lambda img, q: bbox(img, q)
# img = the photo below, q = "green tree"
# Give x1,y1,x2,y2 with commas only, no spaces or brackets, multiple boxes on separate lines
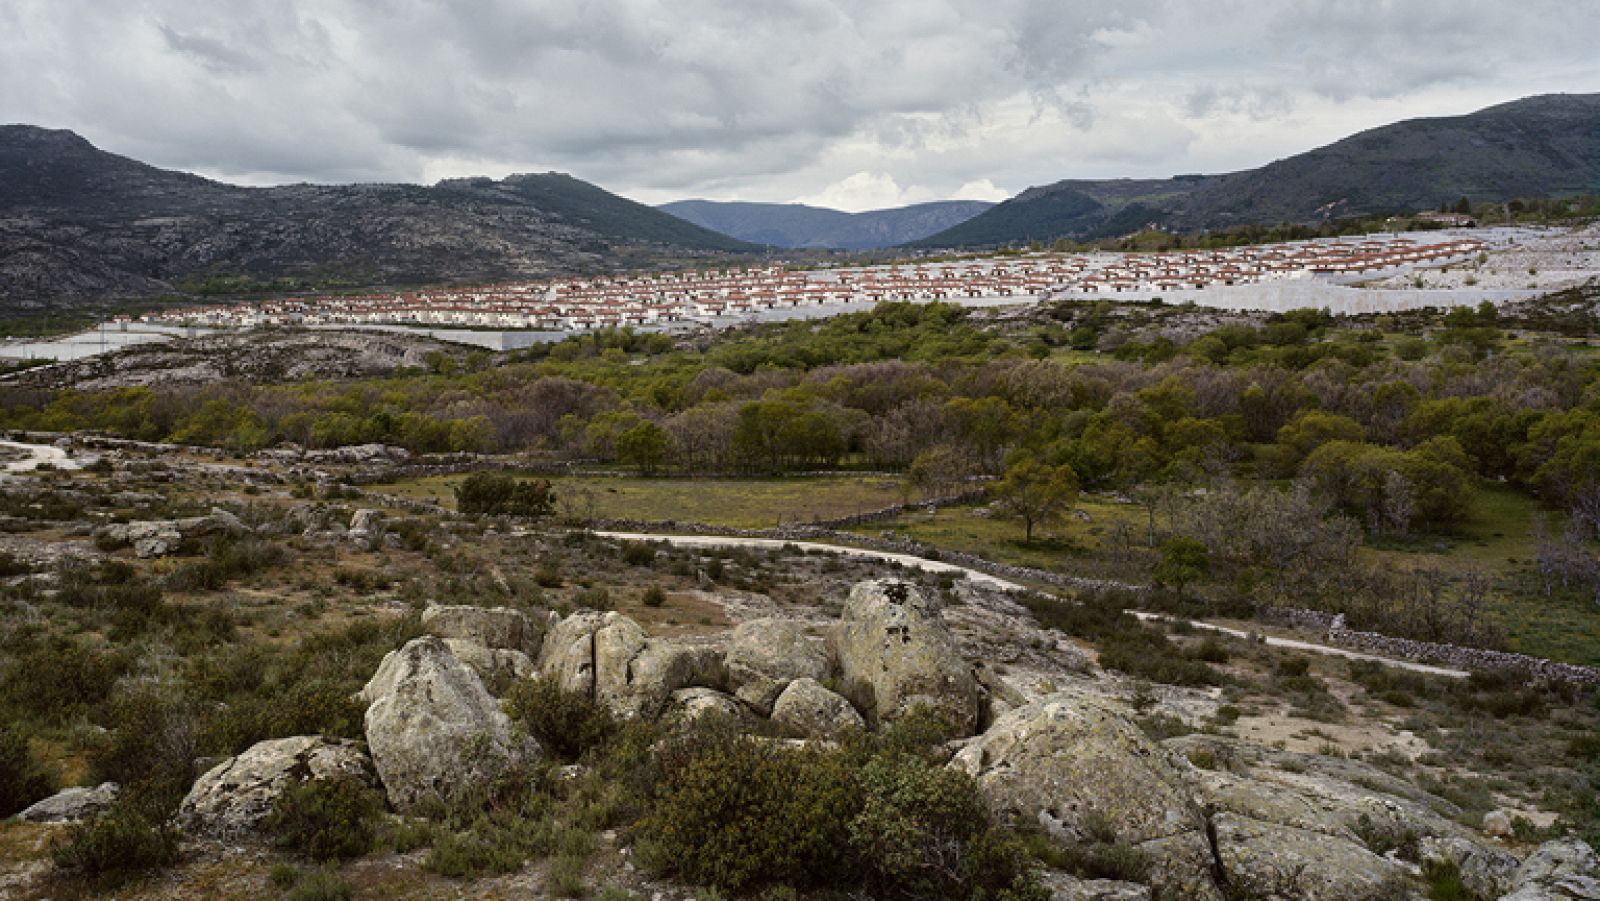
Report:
616,421,669,476
1154,536,1210,600
991,453,1078,543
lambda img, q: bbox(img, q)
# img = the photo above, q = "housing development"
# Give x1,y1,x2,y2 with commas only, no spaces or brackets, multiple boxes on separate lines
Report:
137,233,1487,332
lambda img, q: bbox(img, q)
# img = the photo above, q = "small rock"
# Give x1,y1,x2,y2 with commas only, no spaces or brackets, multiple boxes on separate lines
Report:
770,677,864,740
1483,808,1514,838
724,617,831,716
14,782,120,824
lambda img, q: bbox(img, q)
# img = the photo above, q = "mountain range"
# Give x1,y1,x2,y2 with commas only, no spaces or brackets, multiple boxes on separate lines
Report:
913,93,1600,247
2,92,1597,311
657,199,993,250
0,126,753,311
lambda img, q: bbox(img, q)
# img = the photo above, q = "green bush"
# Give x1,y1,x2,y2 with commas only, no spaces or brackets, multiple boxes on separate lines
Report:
51,803,181,886
264,775,384,861
165,537,285,592
0,724,55,817
283,865,354,901
637,728,857,890
637,721,1045,898
504,676,617,762
641,585,667,608
621,541,658,567
455,472,554,518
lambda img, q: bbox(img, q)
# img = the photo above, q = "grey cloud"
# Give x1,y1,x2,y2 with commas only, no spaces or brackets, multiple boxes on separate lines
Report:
0,0,1596,208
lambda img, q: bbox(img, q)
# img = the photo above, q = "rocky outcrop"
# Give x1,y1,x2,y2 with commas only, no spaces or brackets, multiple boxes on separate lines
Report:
442,639,537,690
1420,836,1520,900
348,508,385,548
952,694,1208,868
1503,836,1600,900
952,692,1218,899
361,636,538,813
1212,812,1406,900
177,736,372,839
422,604,546,658
1038,872,1151,900
13,782,119,824
836,580,980,734
666,688,753,729
94,507,248,558
770,677,864,740
724,617,831,715
538,610,720,719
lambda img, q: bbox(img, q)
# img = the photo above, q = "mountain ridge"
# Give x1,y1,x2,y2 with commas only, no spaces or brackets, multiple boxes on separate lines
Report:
914,92,1600,248
0,125,755,311
658,198,994,250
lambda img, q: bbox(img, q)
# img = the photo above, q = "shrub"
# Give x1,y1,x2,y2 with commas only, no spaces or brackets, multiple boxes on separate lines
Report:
621,541,658,567
636,728,857,890
51,802,181,886
264,775,384,861
0,724,55,817
89,684,197,807
455,472,554,518
849,754,1041,899
637,720,1045,898
283,865,354,901
166,537,286,592
504,676,617,762
641,585,666,608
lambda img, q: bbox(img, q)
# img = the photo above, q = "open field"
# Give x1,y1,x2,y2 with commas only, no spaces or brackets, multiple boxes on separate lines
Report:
377,473,908,529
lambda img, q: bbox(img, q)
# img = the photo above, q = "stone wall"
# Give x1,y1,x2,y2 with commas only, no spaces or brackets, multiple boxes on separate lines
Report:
1264,607,1600,686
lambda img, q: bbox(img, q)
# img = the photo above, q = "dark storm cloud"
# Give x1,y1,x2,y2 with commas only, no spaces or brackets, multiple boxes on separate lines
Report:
1,0,1596,209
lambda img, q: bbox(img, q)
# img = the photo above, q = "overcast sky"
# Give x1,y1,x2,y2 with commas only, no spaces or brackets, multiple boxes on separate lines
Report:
3,1,1597,211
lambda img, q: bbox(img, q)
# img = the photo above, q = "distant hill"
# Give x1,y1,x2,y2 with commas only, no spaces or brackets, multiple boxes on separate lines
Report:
0,126,755,311
660,198,993,250
915,93,1600,248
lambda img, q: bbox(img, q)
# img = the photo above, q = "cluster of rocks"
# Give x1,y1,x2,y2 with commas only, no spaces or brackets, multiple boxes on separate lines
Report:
13,576,1599,899
91,507,247,558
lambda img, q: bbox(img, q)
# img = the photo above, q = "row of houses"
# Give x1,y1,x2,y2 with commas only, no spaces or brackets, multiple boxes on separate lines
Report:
134,234,1485,331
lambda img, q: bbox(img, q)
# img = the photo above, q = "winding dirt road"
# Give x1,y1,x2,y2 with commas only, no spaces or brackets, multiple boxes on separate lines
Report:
596,530,1470,679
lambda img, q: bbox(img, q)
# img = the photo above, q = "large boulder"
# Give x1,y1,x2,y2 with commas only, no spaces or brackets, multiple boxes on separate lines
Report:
951,693,1215,899
538,610,720,719
96,507,249,558
723,617,831,716
538,611,611,696
442,639,537,691
1503,836,1600,900
1038,872,1151,900
422,604,546,658
362,637,539,813
1166,733,1477,849
836,580,980,734
177,736,372,839
1419,836,1520,900
14,782,119,824
1211,812,1407,900
607,638,724,720
347,508,385,548
666,688,754,730
770,677,865,740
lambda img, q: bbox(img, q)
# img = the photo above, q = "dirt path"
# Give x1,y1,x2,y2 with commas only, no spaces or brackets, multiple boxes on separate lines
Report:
597,530,1470,679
